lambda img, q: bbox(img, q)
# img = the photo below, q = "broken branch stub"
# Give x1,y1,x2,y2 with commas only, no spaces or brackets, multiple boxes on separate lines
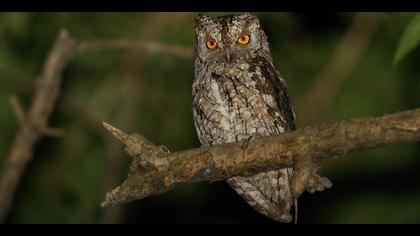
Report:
101,122,172,207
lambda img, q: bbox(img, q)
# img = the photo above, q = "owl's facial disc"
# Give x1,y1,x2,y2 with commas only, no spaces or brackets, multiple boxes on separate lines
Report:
195,13,268,64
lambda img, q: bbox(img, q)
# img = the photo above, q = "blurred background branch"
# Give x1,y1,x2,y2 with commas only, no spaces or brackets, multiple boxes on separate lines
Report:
77,40,193,59
297,12,383,126
9,96,26,126
0,22,195,223
0,29,76,222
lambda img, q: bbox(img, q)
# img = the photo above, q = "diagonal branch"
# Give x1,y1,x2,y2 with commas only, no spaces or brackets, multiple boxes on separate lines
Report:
0,29,194,223
101,108,420,207
9,96,26,126
0,29,77,222
297,13,383,126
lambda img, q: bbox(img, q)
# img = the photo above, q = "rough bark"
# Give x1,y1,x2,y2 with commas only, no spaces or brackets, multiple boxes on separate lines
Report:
101,108,420,207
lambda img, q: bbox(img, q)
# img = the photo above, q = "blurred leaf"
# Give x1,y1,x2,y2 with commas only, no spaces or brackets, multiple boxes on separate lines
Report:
394,13,420,65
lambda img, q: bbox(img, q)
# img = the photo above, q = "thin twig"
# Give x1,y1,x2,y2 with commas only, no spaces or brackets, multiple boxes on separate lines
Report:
9,96,26,126
77,40,194,58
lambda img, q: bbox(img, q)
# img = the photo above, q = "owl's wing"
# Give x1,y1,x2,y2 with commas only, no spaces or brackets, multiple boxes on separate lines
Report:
225,57,296,222
227,169,293,223
258,57,296,131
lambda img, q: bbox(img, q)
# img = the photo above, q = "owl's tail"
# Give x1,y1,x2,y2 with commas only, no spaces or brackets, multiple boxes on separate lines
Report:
294,198,298,224
226,168,294,223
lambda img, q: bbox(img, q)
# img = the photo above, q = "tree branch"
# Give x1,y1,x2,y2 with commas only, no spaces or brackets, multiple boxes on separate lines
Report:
101,108,420,208
77,40,193,58
0,29,193,223
297,13,383,126
9,96,26,126
0,29,77,222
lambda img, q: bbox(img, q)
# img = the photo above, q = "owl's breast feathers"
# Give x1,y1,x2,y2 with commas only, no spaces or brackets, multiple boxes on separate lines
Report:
193,56,295,146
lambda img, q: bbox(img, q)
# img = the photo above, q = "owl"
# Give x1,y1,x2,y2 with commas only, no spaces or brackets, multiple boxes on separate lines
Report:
192,13,296,223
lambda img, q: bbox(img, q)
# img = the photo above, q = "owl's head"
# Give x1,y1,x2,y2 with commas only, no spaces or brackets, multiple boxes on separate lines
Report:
194,13,271,64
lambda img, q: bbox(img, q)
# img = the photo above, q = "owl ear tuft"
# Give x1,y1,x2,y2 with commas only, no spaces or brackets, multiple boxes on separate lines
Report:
241,12,258,19
246,12,257,16
245,12,261,26
195,13,210,26
239,12,260,25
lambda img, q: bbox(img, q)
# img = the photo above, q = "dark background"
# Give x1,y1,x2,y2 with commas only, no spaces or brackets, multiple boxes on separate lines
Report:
0,12,419,224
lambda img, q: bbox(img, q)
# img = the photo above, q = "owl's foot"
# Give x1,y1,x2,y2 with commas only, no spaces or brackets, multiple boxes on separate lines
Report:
306,172,332,193
291,157,332,198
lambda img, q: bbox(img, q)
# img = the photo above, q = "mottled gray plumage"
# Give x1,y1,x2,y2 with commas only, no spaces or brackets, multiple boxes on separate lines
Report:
192,13,296,222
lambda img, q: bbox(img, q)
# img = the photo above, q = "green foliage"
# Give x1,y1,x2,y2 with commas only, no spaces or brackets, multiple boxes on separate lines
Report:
394,13,420,64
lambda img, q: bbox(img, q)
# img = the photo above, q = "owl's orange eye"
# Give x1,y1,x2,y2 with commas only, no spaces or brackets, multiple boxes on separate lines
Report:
237,35,250,45
206,40,217,49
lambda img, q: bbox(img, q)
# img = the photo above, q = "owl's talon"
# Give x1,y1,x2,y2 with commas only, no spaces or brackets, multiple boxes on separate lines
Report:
306,173,332,193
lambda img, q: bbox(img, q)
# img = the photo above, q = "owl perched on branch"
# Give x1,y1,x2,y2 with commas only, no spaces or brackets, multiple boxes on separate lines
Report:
192,13,297,222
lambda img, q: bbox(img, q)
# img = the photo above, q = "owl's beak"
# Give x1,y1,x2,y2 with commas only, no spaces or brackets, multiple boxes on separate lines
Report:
225,50,232,64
